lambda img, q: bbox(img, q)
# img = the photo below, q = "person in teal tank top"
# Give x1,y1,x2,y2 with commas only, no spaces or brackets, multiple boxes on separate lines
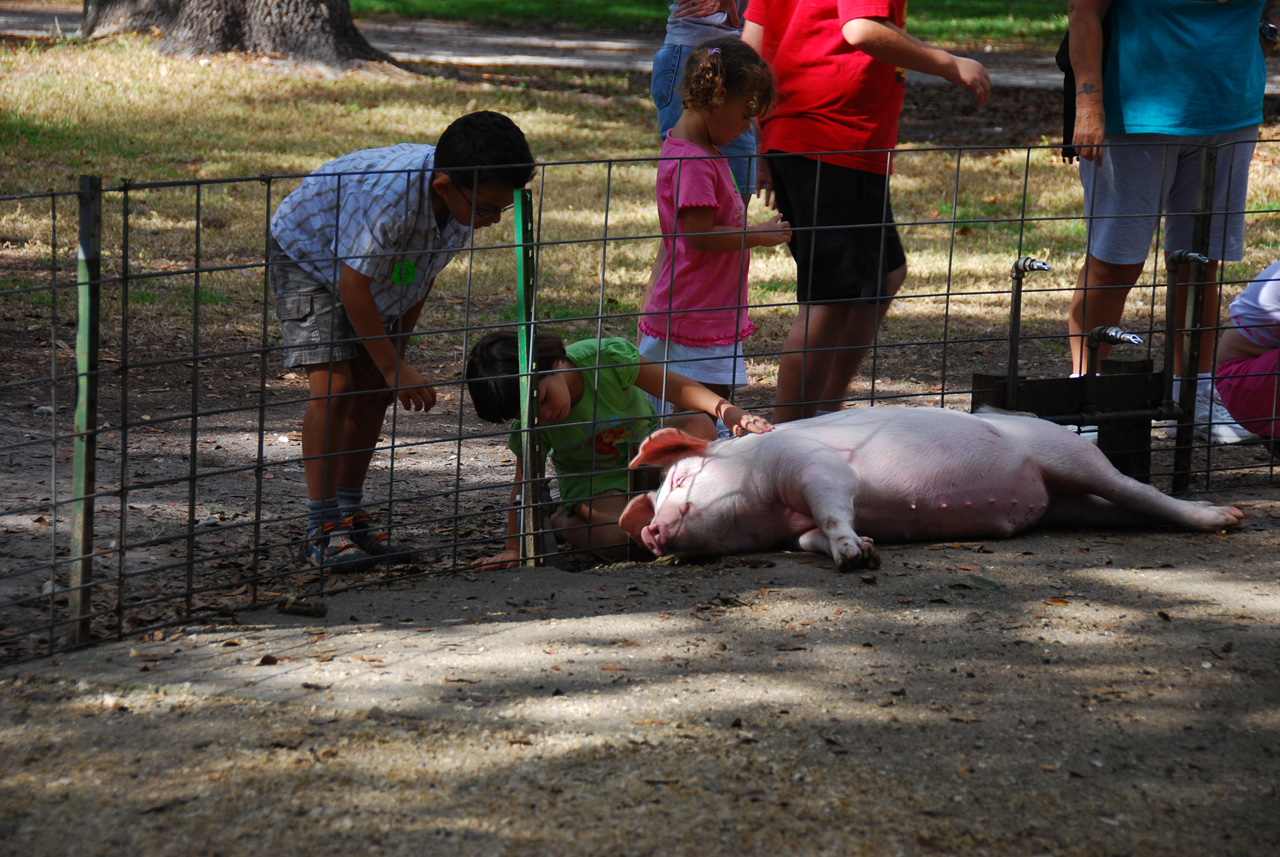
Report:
1066,0,1276,445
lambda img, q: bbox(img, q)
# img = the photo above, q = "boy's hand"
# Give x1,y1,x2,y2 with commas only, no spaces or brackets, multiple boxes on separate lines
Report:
385,363,437,412
474,549,520,570
948,56,990,106
723,406,773,436
750,215,792,247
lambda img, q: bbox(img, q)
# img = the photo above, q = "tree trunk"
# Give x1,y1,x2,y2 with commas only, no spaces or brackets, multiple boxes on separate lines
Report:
81,0,392,67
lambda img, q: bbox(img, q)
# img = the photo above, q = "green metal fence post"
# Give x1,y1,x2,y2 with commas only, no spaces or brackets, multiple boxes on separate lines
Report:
514,188,548,566
70,175,102,646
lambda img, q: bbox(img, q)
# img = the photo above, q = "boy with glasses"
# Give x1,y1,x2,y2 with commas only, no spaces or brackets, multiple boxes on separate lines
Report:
269,111,535,570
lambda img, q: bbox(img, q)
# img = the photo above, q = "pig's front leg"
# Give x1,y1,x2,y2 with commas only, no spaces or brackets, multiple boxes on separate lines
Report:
795,528,880,571
784,447,874,571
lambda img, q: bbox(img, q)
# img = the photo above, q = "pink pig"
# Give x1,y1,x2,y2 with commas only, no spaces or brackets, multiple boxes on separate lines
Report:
618,408,1244,570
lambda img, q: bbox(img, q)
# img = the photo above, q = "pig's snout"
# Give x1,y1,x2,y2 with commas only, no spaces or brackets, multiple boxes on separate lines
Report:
638,521,670,556
638,501,694,556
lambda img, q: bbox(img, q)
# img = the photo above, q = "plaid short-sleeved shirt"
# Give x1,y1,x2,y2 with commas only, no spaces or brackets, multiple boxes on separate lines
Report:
270,144,471,324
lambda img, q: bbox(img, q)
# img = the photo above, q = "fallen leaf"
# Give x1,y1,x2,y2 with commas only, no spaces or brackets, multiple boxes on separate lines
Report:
968,571,1002,590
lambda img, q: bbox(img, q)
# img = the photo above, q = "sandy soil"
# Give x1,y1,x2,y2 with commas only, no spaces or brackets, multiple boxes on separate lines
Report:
4,492,1280,856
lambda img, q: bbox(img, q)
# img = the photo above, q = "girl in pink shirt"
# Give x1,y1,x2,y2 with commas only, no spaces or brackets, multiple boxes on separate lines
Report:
638,38,791,416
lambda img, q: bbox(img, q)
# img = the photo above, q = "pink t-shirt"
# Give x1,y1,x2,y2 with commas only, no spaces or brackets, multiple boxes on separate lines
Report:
639,136,756,346
745,0,906,175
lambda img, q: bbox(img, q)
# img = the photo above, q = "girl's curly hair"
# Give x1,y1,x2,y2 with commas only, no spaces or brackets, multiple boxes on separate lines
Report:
681,37,775,118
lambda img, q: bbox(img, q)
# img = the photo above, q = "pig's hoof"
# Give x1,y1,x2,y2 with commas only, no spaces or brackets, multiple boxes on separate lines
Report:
834,538,879,572
1176,501,1246,531
1198,503,1245,530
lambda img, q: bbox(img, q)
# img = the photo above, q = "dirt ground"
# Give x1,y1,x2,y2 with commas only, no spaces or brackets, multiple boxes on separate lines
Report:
3,506,1280,856
3,13,1280,856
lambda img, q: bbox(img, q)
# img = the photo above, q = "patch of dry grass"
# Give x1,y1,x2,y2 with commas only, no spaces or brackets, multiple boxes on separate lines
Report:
2,33,1279,390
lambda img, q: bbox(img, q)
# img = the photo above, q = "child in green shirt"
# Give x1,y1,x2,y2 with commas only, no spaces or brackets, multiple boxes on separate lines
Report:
466,331,772,566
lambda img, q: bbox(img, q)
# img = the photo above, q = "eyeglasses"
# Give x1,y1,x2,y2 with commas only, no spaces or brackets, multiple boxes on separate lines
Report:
457,186,515,221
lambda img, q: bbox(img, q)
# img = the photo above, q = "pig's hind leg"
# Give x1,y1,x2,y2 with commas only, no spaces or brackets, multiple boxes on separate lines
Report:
1024,432,1243,532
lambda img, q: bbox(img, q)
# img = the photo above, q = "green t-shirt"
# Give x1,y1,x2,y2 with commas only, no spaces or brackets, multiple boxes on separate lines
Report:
509,338,660,504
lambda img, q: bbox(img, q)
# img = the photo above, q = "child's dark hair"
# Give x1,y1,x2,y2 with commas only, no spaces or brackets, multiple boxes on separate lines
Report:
435,111,537,192
465,329,568,423
681,37,774,118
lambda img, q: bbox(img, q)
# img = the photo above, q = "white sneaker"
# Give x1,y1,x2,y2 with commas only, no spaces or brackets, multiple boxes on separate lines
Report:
1193,386,1253,445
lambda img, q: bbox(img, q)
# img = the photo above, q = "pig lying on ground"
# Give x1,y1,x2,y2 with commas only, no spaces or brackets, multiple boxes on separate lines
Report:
618,407,1244,570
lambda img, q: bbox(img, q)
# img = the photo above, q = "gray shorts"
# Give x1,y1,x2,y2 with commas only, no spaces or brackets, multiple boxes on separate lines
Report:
269,236,362,369
1079,127,1257,265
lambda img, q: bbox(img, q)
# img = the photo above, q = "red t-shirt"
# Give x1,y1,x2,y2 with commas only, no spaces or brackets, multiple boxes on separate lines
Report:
745,0,906,174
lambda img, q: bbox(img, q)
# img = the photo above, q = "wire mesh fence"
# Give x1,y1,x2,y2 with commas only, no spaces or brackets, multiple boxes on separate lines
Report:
2,139,1277,663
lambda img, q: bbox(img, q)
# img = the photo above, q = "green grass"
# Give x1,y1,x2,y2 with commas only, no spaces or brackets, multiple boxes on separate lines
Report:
906,0,1067,48
0,275,53,305
348,0,1068,48
352,0,666,33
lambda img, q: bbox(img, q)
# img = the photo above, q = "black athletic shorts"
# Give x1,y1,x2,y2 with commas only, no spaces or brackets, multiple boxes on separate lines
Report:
766,152,907,304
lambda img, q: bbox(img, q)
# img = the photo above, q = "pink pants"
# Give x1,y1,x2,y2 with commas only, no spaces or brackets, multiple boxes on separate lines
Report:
1217,350,1280,439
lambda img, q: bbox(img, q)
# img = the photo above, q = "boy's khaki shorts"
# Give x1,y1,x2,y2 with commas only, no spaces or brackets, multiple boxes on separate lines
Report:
269,236,362,369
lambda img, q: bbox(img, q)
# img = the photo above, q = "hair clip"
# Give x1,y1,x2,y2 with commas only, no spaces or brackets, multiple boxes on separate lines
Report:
707,47,721,57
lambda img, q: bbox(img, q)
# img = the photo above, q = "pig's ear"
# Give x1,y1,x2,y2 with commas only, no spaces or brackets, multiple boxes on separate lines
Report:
630,428,709,469
618,492,656,541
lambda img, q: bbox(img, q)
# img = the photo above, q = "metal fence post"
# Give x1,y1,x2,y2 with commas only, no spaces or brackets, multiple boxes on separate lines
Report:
69,175,102,646
1170,146,1217,493
514,188,547,565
